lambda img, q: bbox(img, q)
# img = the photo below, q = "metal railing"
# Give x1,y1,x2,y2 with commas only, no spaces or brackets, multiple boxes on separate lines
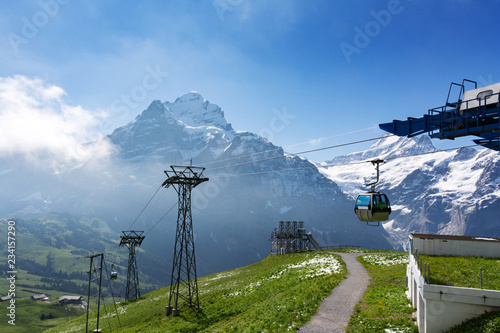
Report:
428,91,500,139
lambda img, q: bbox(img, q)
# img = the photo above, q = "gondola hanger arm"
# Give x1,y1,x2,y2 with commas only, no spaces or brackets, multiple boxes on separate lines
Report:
364,159,385,192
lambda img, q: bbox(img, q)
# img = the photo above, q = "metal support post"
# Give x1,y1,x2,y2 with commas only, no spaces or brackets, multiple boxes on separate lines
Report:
85,253,103,333
162,165,208,316
119,230,145,301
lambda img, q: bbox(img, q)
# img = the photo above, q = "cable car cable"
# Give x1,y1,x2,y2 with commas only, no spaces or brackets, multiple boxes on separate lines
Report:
98,291,112,333
201,125,379,166
110,188,166,270
207,143,485,178
144,201,178,236
126,183,163,231
102,258,122,329
142,189,168,221
382,143,486,162
205,135,395,172
111,246,121,274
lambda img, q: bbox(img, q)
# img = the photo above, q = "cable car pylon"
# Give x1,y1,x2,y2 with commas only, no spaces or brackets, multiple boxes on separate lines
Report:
119,230,145,301
162,165,208,317
85,253,104,333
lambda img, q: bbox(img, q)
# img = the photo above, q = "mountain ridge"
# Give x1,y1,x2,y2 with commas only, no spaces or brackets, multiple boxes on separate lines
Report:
105,92,394,271
319,135,500,249
0,91,394,279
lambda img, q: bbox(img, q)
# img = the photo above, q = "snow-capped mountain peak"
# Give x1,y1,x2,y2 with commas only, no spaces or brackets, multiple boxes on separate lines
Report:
368,134,435,156
141,99,170,120
325,135,436,166
166,92,232,131
174,91,203,103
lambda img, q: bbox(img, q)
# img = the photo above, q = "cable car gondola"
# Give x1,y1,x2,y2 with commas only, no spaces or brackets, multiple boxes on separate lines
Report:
110,264,118,280
354,159,391,225
355,192,391,222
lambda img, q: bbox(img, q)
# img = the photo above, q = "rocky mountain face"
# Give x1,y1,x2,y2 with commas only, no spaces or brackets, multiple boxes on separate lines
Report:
104,92,393,274
319,135,500,250
2,92,393,277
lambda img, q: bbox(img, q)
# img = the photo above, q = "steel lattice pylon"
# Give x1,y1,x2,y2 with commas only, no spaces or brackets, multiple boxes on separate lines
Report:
119,230,145,301
270,221,309,255
85,253,103,333
162,165,208,316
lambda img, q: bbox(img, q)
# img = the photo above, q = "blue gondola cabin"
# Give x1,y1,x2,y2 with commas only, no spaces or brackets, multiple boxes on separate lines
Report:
355,192,391,222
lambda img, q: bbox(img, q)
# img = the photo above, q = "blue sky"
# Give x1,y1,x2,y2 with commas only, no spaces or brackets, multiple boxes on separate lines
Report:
1,0,500,162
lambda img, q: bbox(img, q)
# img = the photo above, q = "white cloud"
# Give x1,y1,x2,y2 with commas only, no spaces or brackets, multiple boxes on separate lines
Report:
0,75,115,165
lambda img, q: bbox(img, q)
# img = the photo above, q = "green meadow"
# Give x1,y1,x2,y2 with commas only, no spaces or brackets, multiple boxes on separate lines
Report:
7,249,500,332
347,252,418,333
47,251,346,332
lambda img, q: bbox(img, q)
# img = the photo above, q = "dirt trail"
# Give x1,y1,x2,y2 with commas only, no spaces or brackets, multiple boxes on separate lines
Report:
298,252,370,333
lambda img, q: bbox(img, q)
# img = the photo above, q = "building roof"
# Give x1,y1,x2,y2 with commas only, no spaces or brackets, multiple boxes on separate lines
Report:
410,233,500,242
58,295,82,302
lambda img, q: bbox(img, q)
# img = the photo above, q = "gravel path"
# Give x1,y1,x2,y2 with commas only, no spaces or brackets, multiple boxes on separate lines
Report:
298,252,370,333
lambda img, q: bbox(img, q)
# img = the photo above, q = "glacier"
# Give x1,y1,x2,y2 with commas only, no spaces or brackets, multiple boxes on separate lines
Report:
319,135,500,249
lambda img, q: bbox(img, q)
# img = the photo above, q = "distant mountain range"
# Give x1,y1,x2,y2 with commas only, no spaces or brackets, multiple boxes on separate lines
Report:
318,135,500,250
1,92,393,279
5,90,499,277
104,92,394,273
4,89,500,276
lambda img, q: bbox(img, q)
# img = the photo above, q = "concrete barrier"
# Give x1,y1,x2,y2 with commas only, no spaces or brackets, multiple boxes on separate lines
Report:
407,233,500,332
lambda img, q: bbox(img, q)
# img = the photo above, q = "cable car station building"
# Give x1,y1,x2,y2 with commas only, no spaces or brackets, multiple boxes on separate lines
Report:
407,233,500,333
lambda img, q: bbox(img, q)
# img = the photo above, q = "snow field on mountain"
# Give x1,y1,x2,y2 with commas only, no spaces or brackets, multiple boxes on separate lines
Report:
317,134,500,249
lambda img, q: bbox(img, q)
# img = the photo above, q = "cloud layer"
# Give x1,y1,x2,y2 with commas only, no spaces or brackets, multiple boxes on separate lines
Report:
0,75,115,165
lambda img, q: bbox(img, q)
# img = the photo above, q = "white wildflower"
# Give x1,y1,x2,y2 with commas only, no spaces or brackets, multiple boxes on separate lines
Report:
362,253,409,266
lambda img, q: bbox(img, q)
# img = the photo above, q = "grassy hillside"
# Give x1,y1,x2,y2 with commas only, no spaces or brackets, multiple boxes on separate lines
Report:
0,214,169,332
47,251,346,332
35,249,500,332
0,298,86,332
0,214,168,296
